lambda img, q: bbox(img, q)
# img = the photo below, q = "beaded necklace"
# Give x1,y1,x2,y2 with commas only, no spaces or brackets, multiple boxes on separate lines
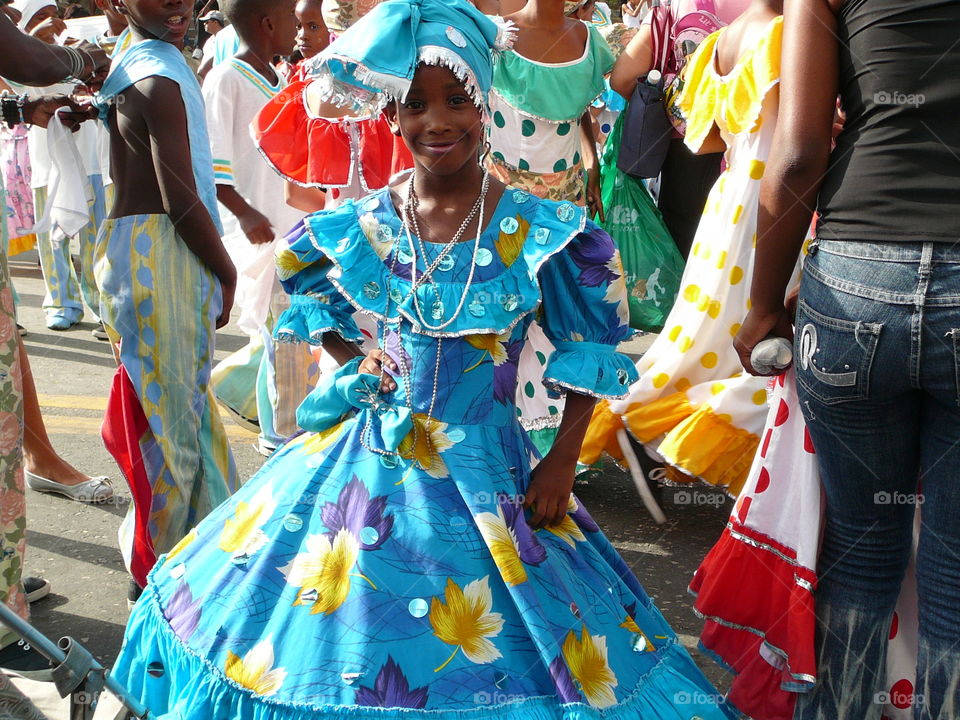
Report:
359,171,490,464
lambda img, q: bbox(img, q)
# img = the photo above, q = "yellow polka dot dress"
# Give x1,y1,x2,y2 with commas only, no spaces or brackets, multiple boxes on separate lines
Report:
581,17,787,496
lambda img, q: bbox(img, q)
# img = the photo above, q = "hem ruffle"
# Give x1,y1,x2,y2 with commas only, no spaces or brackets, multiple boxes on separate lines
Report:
689,519,818,720
647,401,760,497
115,588,737,720
579,394,759,495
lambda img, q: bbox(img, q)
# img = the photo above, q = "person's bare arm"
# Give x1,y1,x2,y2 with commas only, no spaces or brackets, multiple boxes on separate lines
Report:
323,334,366,367
580,111,604,222
216,185,275,244
126,77,237,324
198,53,215,83
0,12,108,86
525,391,595,528
610,23,652,99
734,0,839,373
284,182,326,212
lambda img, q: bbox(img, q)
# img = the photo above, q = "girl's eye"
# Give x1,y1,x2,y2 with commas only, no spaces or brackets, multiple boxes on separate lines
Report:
449,95,470,106
403,100,424,110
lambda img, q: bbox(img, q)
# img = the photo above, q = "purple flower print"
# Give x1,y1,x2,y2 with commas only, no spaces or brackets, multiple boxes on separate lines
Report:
164,580,201,641
492,340,523,405
321,477,394,550
548,655,580,703
569,494,600,533
497,493,547,566
567,227,617,288
355,656,429,708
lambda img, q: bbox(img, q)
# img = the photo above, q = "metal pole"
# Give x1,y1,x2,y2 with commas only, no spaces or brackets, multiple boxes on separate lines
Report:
0,603,151,718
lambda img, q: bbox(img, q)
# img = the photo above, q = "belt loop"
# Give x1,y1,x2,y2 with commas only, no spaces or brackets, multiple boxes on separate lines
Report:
920,242,934,276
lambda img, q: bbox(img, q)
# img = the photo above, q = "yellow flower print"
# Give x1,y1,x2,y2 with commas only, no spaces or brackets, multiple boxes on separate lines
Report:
604,252,630,324
359,213,392,260
544,498,587,547
464,332,511,372
218,486,276,555
429,576,504,672
281,529,375,614
166,527,197,562
398,414,453,479
224,639,288,696
494,214,529,267
475,509,527,587
301,421,347,456
619,614,641,634
562,626,619,709
275,248,313,281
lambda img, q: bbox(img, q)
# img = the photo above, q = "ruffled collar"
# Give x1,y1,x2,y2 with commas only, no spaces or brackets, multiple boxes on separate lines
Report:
303,186,588,337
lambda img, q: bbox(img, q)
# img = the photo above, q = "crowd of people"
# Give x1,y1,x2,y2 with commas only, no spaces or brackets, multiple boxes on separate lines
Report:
0,0,957,718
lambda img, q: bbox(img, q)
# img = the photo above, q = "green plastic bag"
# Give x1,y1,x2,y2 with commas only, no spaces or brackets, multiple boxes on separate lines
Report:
597,114,685,332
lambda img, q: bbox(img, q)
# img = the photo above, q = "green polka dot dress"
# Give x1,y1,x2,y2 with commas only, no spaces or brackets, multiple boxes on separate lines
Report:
486,21,615,451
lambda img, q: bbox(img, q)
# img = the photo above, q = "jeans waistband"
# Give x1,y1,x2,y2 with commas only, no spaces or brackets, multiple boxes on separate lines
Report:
814,239,960,263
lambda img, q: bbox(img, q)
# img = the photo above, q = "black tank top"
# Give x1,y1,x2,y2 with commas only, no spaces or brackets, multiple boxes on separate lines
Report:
816,0,960,242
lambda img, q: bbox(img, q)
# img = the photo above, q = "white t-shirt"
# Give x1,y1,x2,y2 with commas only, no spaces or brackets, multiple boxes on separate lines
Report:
203,58,303,334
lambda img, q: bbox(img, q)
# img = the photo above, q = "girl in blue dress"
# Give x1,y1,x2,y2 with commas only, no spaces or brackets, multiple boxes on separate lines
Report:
113,1,735,717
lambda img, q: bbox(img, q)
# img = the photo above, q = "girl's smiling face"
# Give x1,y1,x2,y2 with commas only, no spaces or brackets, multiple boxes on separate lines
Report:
295,0,328,59
385,64,484,178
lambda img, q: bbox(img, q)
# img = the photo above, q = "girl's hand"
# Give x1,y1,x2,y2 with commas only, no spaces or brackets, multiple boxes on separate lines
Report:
586,165,604,222
358,349,398,393
734,306,794,375
524,452,576,529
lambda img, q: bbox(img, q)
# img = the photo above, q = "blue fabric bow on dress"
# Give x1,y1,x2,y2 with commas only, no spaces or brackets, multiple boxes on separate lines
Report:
297,358,412,451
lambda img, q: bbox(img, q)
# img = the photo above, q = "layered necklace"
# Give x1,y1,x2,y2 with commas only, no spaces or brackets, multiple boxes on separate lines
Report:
360,170,491,465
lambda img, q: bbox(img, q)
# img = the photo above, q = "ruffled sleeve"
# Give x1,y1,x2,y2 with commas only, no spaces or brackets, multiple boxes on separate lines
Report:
677,16,782,152
674,30,721,153
272,208,365,345
537,222,639,400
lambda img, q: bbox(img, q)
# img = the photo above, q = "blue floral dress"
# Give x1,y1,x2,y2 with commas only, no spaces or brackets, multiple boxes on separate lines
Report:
113,187,734,719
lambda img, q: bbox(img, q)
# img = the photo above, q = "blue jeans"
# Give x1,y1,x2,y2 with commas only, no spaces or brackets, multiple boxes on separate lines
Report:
793,240,960,720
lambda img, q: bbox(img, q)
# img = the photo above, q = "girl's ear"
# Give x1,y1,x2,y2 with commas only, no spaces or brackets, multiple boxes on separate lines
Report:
384,101,401,136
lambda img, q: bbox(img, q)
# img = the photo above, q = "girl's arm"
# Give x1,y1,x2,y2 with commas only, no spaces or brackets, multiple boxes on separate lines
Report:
580,111,604,222
609,23,652,100
524,391,595,528
734,0,839,373
323,333,367,368
285,182,327,212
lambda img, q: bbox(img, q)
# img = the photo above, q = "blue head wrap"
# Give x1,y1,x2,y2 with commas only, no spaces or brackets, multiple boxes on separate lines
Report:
307,0,515,111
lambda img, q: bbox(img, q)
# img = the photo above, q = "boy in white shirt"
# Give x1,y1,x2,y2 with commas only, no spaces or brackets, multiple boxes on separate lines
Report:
204,0,316,455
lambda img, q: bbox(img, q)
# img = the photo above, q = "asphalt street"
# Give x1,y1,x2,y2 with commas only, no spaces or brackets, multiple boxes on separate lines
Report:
10,248,734,706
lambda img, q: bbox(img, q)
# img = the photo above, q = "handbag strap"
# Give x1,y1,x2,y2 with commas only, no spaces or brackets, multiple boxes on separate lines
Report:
648,2,674,75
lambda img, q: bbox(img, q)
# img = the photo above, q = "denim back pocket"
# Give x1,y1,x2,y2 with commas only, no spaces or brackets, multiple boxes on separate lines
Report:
794,299,882,405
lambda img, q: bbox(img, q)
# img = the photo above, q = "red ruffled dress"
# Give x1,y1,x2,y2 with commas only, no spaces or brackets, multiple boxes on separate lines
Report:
252,75,413,206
